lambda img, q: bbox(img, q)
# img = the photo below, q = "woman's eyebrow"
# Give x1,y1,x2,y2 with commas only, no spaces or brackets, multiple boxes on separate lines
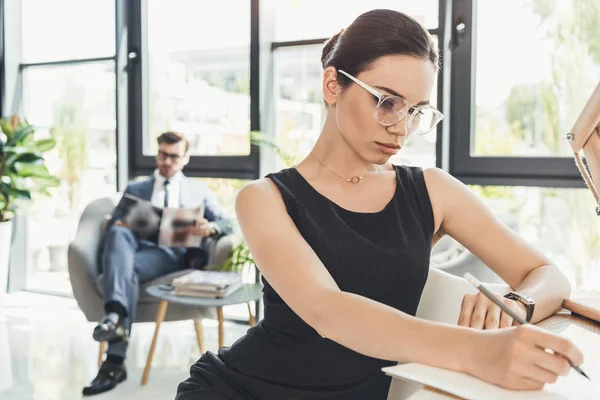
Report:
374,85,430,105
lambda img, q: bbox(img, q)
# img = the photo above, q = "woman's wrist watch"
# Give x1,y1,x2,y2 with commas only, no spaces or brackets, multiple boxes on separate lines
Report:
504,292,536,322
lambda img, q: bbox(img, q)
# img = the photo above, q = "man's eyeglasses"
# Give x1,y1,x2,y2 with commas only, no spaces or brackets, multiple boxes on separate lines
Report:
157,150,182,162
338,69,444,135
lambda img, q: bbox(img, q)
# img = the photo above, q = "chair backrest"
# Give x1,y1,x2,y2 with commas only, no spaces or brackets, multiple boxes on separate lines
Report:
568,82,600,215
70,196,117,278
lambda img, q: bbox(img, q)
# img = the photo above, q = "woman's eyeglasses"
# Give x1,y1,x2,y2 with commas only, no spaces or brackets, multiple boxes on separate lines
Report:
338,69,444,135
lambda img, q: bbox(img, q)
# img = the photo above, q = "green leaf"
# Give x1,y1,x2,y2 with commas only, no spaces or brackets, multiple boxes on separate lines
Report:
35,187,52,197
0,119,13,139
34,139,56,152
3,145,29,154
15,163,50,178
31,175,60,187
5,152,43,166
0,183,31,200
8,125,34,146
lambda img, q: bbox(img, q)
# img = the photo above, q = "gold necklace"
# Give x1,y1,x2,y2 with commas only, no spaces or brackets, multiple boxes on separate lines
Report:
309,153,377,184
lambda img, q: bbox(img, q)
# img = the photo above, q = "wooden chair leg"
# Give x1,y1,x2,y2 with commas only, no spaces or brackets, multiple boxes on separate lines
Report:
141,300,169,386
217,307,224,348
193,320,206,355
97,341,106,368
247,303,256,327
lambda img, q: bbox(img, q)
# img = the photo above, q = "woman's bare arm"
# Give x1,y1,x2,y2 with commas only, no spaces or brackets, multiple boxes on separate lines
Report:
423,168,570,323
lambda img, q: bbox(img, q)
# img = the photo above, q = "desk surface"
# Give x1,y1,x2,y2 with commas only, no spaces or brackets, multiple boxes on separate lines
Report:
405,311,600,399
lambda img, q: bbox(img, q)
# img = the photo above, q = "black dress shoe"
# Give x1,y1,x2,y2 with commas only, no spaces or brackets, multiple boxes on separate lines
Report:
82,360,127,396
93,316,128,343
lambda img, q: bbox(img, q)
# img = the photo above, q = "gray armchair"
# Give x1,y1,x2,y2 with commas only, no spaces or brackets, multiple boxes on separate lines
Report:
68,196,236,362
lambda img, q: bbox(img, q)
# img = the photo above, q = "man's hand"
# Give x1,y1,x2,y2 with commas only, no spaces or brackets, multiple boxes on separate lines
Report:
458,292,527,330
187,218,212,238
114,220,129,229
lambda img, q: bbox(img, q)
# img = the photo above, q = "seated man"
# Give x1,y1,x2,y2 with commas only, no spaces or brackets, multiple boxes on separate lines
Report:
83,131,233,396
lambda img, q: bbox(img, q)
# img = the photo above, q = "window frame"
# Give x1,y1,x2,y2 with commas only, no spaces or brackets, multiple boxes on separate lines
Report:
448,0,585,188
128,0,261,180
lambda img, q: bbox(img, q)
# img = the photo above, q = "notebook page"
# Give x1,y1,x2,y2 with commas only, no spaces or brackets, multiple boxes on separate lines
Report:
383,363,598,400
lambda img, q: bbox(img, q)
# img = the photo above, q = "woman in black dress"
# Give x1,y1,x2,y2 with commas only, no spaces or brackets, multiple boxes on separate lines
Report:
177,9,583,399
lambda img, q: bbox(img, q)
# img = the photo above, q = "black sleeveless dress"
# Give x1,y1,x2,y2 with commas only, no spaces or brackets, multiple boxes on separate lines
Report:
176,165,434,400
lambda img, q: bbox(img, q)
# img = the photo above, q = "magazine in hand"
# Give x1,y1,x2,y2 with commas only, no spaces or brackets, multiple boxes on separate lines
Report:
120,193,205,247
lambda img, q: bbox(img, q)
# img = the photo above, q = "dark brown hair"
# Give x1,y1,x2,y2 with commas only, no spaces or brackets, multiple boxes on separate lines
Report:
157,131,189,153
321,9,439,92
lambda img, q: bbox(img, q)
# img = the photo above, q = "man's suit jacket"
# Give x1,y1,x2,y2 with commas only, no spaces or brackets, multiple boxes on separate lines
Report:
106,174,233,254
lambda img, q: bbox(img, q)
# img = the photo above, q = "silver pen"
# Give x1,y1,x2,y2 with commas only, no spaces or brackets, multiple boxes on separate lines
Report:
464,273,590,380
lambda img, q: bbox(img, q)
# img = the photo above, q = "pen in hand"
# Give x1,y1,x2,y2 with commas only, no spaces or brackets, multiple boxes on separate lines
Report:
464,273,590,381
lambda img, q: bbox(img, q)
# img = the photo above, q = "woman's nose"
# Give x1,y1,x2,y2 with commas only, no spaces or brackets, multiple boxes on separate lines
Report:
386,118,409,137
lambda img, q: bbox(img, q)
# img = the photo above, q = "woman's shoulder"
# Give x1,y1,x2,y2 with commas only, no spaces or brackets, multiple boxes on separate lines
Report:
392,164,450,185
236,172,305,225
237,168,300,210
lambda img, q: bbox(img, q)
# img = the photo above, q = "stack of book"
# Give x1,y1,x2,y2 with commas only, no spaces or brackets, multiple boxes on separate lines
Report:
171,270,243,298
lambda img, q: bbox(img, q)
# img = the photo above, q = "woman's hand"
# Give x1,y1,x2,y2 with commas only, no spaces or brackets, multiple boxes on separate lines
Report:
464,325,584,390
458,292,527,329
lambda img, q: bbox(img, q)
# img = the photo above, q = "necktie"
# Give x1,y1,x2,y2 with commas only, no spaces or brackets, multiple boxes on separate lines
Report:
163,179,170,208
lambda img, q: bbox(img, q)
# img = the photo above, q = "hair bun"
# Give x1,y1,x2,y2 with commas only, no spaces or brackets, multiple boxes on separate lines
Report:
321,28,345,68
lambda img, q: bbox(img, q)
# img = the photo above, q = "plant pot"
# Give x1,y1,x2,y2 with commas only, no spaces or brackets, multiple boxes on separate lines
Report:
0,220,13,304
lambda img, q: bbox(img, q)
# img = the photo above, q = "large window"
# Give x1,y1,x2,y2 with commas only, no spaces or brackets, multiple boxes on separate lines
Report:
144,0,251,157
472,186,600,292
130,0,259,179
22,63,117,293
21,0,115,62
450,0,599,184
12,3,118,295
473,0,599,158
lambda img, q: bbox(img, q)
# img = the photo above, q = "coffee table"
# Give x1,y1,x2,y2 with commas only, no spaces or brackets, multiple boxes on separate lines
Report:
141,283,263,385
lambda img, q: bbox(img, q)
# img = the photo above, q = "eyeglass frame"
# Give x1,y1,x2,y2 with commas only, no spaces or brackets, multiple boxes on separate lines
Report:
337,69,444,134
157,150,184,162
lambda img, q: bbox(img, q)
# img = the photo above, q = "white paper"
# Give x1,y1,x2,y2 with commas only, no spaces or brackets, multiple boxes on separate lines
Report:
383,363,599,400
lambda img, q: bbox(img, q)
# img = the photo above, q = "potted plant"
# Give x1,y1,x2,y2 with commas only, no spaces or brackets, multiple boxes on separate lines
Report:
0,116,60,300
207,241,256,274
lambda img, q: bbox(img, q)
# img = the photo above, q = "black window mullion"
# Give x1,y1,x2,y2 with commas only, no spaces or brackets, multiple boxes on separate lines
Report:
19,56,116,69
449,0,475,177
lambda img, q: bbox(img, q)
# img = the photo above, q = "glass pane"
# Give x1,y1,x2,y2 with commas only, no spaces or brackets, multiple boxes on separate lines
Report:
473,0,600,157
273,41,439,171
21,0,115,63
193,178,247,227
466,186,599,292
144,0,251,156
22,62,117,295
274,0,439,42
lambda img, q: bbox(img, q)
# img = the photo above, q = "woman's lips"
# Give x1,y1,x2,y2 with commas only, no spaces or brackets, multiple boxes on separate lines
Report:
375,142,400,155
